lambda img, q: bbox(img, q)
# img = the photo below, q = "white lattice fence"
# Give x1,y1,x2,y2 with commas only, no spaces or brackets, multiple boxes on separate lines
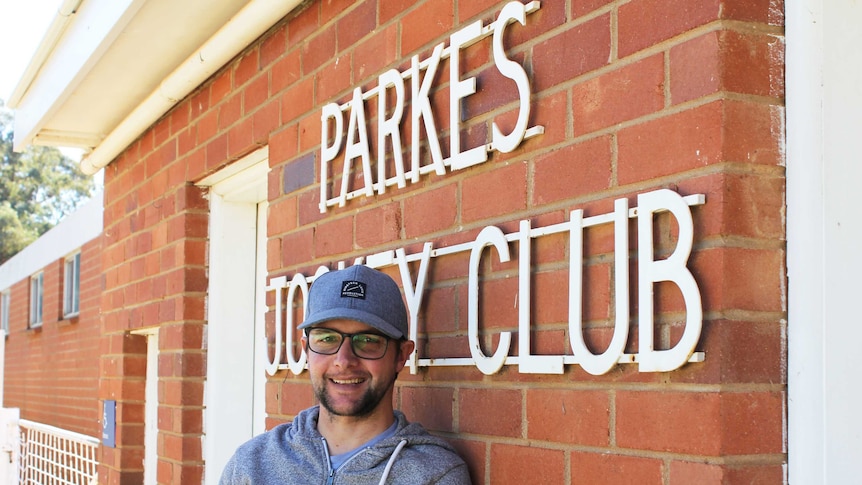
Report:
18,419,98,485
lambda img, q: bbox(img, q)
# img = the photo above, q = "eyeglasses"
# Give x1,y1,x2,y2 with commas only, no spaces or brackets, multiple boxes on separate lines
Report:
305,327,392,360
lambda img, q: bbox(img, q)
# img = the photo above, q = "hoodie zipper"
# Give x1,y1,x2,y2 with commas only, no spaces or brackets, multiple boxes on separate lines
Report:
322,438,335,485
321,436,377,485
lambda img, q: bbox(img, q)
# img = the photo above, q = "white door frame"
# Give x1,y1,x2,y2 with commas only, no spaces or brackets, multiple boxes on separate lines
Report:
199,147,269,484
129,326,159,485
786,1,862,482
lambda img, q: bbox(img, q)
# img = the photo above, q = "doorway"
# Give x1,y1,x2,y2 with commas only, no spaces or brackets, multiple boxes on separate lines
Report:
198,148,269,483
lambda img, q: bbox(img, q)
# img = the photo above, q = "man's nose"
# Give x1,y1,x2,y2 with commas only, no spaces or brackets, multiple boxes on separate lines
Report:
333,337,358,365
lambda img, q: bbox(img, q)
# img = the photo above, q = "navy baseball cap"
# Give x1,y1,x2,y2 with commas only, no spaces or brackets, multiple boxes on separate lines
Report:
298,265,409,339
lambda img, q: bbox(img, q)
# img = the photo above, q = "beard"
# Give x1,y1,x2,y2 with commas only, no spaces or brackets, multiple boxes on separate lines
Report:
314,373,395,418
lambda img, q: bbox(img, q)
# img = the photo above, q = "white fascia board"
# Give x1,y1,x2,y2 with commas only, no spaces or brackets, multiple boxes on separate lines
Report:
0,193,103,292
12,0,145,151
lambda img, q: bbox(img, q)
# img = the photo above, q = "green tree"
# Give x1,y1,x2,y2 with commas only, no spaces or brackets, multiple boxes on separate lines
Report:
0,99,94,264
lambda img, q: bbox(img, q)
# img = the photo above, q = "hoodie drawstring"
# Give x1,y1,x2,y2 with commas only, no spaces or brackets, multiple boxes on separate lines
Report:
377,439,408,485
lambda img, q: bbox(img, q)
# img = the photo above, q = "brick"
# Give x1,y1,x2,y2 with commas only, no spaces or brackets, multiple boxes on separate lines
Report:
671,319,784,385
533,15,611,92
571,452,663,485
616,390,722,455
572,0,615,18
721,0,784,24
270,125,299,166
281,76,315,124
618,0,720,58
617,102,722,185
457,0,497,22
678,172,785,241
720,391,784,454
228,117,255,158
491,444,565,484
460,388,522,437
573,54,665,135
380,0,415,24
724,101,784,166
532,137,612,206
315,215,355,257
244,75,270,114
403,185,458,238
320,0,356,25
260,25,287,69
205,134,229,171
355,202,402,248
235,49,259,86
317,53,353,102
506,0,567,47
253,99,280,143
336,0,376,51
288,2,319,44
670,32,721,104
526,389,610,446
353,25,399,83
283,153,316,195
298,110,323,152
277,381,315,416
302,30,337,75
461,161,527,223
466,51,523,119
401,0,454,56
272,49,301,94
152,118,170,148
720,30,785,99
401,386,455,432
219,93,242,130
690,247,785,313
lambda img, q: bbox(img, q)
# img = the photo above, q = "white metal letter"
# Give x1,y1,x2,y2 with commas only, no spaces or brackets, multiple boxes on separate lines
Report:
285,273,309,375
569,200,630,375
491,1,532,154
264,277,287,376
449,21,488,170
637,189,703,372
377,69,407,194
518,220,564,373
410,44,447,181
320,103,344,212
340,87,375,205
395,244,433,374
468,226,513,375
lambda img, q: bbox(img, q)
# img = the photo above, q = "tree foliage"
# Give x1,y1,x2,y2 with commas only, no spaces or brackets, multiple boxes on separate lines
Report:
0,100,94,264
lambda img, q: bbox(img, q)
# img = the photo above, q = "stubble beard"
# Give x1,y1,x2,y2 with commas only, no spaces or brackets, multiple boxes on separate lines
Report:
316,374,395,418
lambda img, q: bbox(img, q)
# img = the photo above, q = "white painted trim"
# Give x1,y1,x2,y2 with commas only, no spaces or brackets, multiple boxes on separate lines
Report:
0,192,103,292
77,0,302,174
787,0,862,482
130,327,159,485
201,152,268,484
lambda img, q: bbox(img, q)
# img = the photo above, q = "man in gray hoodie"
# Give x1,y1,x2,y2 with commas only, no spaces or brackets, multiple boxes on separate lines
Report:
220,265,472,484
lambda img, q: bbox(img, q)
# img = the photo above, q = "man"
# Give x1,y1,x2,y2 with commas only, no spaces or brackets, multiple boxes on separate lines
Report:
220,265,472,484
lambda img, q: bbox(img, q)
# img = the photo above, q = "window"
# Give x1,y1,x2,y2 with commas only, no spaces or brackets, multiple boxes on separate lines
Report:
30,273,43,328
1,290,9,335
64,252,81,317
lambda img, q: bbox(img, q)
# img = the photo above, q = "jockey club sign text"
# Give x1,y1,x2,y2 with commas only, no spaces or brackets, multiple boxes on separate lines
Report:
266,189,705,376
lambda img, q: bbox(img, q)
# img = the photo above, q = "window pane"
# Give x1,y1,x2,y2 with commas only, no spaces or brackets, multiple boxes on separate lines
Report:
30,273,43,327
1,291,9,334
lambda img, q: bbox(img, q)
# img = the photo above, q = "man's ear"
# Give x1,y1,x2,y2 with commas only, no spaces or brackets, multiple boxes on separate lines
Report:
395,340,415,369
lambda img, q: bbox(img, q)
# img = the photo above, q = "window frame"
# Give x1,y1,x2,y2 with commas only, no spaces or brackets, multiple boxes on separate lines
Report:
63,251,81,318
29,272,43,328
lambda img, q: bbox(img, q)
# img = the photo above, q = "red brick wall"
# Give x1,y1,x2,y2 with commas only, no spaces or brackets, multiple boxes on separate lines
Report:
98,0,786,483
3,237,102,437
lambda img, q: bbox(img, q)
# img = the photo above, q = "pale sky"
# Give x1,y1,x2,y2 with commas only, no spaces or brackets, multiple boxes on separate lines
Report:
0,0,58,103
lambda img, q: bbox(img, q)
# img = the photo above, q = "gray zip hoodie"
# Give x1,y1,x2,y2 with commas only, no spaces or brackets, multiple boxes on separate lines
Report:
219,406,472,484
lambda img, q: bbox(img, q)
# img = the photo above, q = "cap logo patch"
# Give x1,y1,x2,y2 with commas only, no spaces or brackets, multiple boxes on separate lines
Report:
341,280,367,299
